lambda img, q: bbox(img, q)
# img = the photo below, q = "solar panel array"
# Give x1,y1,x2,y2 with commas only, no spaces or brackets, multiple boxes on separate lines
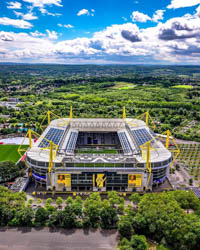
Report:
132,128,154,146
118,131,133,154
39,128,64,148
192,188,200,198
65,131,78,154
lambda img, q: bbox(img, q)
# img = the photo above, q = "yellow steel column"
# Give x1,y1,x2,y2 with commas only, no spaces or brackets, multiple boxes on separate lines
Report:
166,130,170,149
93,174,95,188
49,140,53,174
123,106,126,119
145,111,149,127
70,105,73,119
47,111,51,125
146,141,151,190
146,141,150,171
28,129,32,148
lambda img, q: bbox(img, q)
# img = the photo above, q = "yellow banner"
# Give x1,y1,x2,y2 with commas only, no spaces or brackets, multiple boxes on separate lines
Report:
96,174,106,188
128,174,142,187
57,174,71,187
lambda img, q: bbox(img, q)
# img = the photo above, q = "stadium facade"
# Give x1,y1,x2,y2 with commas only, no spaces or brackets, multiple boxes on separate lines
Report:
25,115,173,192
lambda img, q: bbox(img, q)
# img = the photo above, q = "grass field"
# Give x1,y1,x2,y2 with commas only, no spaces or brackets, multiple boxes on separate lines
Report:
0,145,28,163
111,82,136,89
172,85,192,89
77,148,118,154
177,144,200,181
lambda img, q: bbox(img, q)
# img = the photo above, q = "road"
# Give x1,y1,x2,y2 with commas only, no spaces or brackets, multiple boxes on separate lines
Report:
0,228,118,250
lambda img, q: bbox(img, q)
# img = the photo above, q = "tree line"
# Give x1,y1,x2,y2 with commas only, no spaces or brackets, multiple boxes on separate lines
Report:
0,186,200,250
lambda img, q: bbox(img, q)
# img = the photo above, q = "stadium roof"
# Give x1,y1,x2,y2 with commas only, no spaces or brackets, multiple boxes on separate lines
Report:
27,118,171,164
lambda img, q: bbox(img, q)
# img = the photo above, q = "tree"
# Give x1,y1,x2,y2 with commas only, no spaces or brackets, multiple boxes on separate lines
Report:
47,210,63,228
71,196,83,217
35,207,48,226
62,206,76,229
129,193,141,205
28,198,33,205
56,197,63,207
0,161,21,182
118,215,134,239
100,200,118,229
84,193,102,228
118,238,132,250
15,207,34,226
37,198,42,205
189,178,193,186
45,198,53,207
65,196,73,206
130,235,148,250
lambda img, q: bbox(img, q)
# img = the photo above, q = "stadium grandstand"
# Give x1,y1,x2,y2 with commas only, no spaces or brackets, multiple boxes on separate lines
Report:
22,109,179,192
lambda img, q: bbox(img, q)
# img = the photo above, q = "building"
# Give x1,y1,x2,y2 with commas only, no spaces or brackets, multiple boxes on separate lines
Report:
25,117,172,192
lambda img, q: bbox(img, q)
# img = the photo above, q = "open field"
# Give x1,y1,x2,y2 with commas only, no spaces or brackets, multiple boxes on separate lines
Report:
172,85,193,89
111,82,136,89
177,144,200,181
77,148,118,154
0,145,28,163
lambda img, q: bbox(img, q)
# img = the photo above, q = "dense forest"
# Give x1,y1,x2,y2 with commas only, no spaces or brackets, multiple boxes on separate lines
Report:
0,64,200,141
0,187,200,250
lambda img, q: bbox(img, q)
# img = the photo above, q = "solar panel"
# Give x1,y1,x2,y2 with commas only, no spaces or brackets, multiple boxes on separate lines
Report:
118,131,133,154
39,128,64,148
65,131,78,154
192,188,200,198
132,128,155,146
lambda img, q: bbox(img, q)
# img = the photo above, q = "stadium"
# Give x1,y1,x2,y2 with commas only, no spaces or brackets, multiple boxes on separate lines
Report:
23,108,177,193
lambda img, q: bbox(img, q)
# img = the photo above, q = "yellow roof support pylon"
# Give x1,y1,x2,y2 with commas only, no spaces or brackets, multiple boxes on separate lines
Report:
40,107,73,131
70,105,73,119
140,141,152,190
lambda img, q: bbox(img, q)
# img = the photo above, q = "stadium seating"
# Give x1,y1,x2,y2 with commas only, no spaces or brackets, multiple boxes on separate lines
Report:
39,128,64,148
65,131,79,154
118,131,133,154
132,128,155,146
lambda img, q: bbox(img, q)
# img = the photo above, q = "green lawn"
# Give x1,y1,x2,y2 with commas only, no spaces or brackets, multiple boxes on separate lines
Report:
77,148,118,154
0,145,28,163
172,85,192,89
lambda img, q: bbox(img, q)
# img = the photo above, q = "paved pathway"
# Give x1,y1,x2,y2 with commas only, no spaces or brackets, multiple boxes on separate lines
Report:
0,228,118,250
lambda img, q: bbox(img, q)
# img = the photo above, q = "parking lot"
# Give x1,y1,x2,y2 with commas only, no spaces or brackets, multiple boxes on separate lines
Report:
0,228,118,250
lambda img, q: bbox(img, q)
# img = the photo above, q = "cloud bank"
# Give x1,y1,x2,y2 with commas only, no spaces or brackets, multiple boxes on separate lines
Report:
0,7,200,64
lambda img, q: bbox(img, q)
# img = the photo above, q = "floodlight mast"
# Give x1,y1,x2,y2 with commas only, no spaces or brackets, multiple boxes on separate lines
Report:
145,141,152,190
28,129,32,148
123,106,126,119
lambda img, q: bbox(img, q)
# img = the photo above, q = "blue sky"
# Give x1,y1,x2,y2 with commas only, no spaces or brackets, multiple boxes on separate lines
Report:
0,0,200,64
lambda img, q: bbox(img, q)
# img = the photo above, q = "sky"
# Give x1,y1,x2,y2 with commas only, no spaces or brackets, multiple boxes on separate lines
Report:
0,0,200,64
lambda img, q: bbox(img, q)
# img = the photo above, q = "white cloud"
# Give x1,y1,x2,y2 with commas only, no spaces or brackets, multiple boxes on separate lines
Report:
23,0,63,8
1,11,200,64
77,9,90,16
167,0,200,9
7,1,22,9
122,17,128,22
77,9,95,16
196,5,200,16
64,24,74,29
0,17,32,29
58,24,74,28
46,29,58,39
131,11,151,22
152,10,165,22
30,30,46,37
14,11,38,20
39,7,61,16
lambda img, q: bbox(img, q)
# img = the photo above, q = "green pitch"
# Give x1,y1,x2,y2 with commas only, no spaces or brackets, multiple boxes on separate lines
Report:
0,145,28,163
